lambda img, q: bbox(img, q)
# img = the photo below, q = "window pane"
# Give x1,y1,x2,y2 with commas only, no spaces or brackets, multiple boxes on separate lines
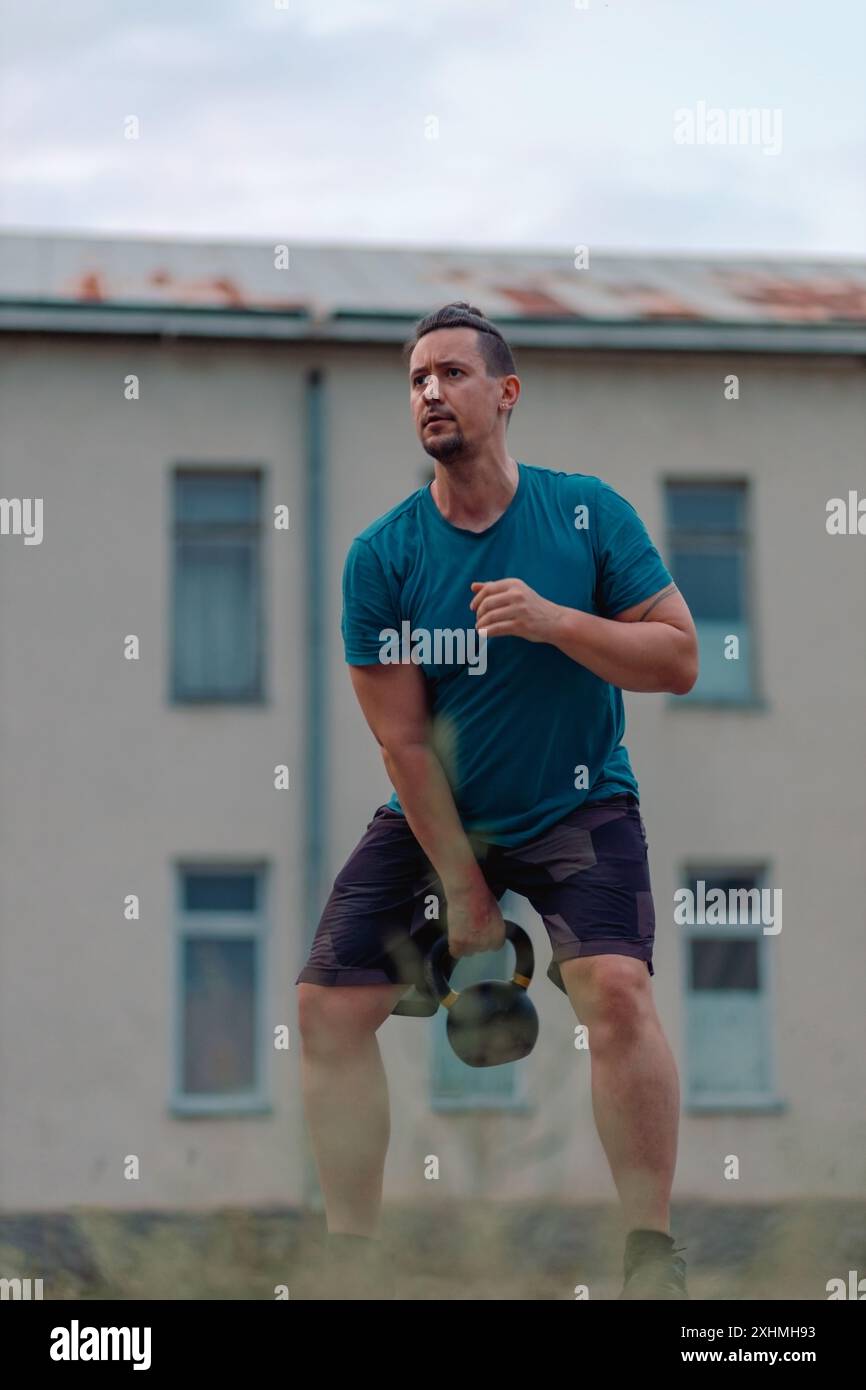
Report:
182,939,256,1094
667,482,753,701
689,872,760,897
667,485,743,533
184,873,257,912
689,621,753,700
670,540,752,700
684,866,772,1099
686,992,770,1094
672,550,743,620
176,474,259,525
173,536,259,698
690,938,759,991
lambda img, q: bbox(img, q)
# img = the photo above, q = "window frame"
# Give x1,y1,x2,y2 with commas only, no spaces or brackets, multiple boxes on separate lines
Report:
169,465,268,706
679,860,785,1115
171,860,272,1116
663,476,766,710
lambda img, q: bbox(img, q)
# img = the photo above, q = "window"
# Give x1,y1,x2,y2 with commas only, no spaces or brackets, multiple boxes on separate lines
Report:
171,470,264,701
665,481,756,703
681,867,781,1111
173,865,269,1114
429,892,528,1110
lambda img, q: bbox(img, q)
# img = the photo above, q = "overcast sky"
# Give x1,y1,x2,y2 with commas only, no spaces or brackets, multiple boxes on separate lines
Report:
1,0,864,256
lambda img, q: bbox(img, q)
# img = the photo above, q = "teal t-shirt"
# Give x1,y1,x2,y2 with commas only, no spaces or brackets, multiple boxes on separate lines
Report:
341,462,673,847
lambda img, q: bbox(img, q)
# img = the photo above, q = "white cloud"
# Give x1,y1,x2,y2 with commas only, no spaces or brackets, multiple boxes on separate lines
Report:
0,0,863,254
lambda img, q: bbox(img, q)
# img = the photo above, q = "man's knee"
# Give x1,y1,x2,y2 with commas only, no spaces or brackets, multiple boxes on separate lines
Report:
297,981,403,1056
561,955,653,1046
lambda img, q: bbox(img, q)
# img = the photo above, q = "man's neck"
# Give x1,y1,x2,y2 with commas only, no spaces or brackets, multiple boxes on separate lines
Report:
430,453,519,532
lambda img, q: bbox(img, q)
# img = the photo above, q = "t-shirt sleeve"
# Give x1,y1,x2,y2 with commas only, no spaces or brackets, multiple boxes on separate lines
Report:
341,536,402,665
593,479,673,617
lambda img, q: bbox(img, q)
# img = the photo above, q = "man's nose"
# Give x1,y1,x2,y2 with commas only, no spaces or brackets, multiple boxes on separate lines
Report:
423,374,440,401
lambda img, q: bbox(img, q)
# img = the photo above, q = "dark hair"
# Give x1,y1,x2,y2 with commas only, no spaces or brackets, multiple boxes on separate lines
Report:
403,301,517,425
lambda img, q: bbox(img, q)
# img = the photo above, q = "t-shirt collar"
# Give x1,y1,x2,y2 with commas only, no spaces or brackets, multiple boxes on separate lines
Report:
422,461,526,538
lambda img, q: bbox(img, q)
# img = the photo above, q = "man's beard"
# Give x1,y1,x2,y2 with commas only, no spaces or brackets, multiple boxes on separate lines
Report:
422,425,466,462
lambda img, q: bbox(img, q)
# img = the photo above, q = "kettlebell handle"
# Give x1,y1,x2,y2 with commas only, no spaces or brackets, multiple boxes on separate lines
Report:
424,919,534,1007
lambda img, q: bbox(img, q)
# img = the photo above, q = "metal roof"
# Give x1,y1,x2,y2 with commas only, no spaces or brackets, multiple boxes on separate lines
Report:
2,231,865,353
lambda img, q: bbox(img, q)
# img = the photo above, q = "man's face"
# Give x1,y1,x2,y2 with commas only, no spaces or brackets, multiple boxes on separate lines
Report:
408,327,502,463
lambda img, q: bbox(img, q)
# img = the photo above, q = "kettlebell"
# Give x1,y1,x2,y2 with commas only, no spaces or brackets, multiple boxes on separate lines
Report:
423,920,539,1067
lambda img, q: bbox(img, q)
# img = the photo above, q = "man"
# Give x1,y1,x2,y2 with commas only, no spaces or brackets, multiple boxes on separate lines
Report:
296,302,698,1301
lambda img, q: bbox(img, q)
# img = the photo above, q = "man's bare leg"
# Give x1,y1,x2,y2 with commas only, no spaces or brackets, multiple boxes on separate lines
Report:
297,981,407,1235
560,954,680,1234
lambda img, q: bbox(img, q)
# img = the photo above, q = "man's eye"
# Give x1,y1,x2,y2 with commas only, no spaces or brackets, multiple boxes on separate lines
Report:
448,368,462,377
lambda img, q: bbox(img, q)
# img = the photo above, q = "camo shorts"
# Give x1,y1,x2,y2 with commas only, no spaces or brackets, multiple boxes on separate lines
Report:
295,794,656,993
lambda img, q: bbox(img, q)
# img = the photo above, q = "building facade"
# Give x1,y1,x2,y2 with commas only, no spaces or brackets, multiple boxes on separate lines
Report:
1,235,864,1210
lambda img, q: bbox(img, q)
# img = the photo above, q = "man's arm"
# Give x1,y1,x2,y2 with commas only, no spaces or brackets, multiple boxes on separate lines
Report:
549,584,699,694
470,578,699,694
347,660,505,955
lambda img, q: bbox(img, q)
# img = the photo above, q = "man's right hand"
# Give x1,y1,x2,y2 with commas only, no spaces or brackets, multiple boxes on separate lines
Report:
445,883,507,958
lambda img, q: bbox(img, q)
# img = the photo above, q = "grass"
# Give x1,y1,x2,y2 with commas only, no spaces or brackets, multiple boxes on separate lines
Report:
1,1200,863,1300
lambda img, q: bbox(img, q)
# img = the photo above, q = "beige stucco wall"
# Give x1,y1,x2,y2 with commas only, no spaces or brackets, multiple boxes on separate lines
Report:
1,335,863,1209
